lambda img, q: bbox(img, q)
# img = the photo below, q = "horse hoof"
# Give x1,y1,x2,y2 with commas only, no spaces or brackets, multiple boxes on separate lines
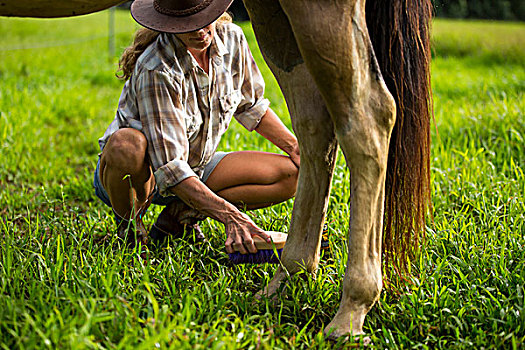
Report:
326,331,372,347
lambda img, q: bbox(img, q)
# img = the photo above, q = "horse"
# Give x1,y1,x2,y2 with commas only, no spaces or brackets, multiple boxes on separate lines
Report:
1,0,432,339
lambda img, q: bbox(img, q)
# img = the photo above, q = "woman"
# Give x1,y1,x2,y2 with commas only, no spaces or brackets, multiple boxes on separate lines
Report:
93,0,300,255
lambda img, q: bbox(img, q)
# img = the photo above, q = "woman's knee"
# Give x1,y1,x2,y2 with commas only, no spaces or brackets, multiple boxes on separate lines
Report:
102,129,148,172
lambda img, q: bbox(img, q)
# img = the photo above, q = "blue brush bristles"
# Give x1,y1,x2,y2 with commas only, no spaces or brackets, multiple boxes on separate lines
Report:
228,231,287,265
228,248,283,264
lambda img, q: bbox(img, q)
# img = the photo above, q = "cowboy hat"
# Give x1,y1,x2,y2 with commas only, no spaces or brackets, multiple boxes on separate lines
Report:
131,0,234,34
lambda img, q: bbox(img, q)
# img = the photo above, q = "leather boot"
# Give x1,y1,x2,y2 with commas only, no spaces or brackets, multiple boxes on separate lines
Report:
149,200,207,245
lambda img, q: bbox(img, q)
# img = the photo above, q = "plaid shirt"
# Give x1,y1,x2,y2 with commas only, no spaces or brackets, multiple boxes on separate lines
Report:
99,23,270,196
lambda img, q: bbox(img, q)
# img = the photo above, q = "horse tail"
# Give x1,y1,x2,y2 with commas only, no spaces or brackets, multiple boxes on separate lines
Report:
365,0,434,272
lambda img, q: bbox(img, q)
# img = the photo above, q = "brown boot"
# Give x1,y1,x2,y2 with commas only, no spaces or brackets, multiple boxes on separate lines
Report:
149,200,206,245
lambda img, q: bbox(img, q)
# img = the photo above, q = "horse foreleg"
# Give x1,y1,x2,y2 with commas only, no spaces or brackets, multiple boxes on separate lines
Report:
279,0,396,337
244,0,338,295
265,65,338,295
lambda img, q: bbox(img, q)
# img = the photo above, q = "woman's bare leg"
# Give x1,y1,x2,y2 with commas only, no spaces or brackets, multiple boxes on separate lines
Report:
205,151,299,209
98,128,155,241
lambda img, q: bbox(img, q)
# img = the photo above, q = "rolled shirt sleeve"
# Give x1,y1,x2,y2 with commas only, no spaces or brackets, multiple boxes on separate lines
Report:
135,70,198,196
233,33,270,132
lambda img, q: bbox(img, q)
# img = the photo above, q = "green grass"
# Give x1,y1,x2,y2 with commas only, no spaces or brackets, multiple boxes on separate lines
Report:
1,11,524,349
432,18,525,64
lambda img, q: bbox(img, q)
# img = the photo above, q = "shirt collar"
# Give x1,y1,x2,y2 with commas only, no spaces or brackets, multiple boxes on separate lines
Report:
167,34,196,70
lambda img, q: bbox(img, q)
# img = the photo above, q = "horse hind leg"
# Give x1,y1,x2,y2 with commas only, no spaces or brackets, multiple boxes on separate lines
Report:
278,0,396,338
244,0,338,295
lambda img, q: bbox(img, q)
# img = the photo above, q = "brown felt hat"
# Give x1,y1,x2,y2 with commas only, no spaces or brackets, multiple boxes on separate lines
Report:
131,0,234,34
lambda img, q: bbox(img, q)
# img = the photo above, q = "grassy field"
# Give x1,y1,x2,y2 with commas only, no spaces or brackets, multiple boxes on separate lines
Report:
0,12,524,349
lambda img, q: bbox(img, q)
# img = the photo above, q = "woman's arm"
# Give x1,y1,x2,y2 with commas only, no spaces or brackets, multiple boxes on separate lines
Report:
255,108,300,168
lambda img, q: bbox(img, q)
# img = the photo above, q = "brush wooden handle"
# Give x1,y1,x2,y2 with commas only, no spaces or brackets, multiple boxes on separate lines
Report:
236,231,287,251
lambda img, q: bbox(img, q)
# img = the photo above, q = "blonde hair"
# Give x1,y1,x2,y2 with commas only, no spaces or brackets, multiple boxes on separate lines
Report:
117,12,233,80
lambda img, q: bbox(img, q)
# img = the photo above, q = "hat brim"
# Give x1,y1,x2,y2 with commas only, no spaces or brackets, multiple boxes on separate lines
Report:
131,0,234,34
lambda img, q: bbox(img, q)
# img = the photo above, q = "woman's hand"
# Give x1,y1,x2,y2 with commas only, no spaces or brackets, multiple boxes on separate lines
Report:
288,143,300,169
224,211,271,254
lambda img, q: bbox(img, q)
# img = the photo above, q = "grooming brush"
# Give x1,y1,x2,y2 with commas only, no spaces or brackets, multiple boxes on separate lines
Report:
228,231,287,264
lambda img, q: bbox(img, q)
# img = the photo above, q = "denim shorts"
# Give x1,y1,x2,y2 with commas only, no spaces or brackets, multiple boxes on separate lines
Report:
93,151,230,208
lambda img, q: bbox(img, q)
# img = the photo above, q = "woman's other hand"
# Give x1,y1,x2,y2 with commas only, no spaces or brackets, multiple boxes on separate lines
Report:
288,143,300,169
256,108,300,169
